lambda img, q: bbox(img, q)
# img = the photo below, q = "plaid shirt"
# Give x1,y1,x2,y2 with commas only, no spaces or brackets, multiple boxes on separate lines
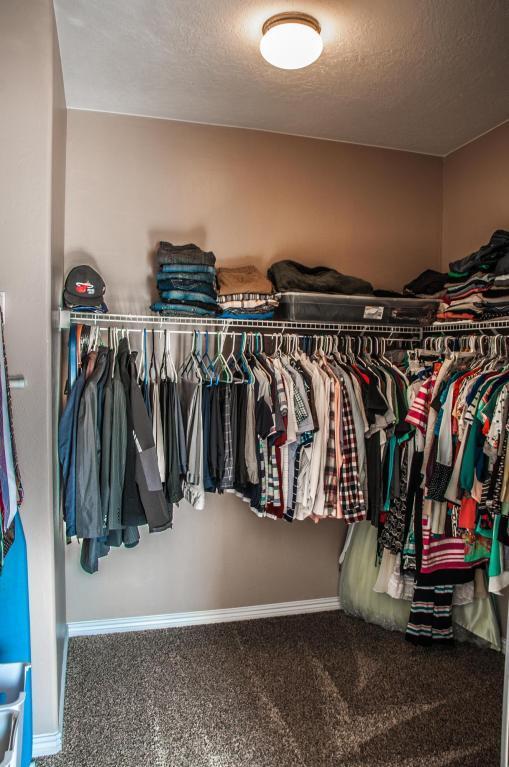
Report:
219,385,234,490
324,374,338,515
338,379,366,523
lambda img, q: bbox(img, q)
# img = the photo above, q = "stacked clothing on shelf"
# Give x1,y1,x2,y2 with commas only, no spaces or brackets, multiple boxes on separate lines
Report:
358,336,509,646
151,241,220,318
216,265,279,319
405,230,509,322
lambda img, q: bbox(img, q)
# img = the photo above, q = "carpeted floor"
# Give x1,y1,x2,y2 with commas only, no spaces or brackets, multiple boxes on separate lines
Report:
39,611,503,767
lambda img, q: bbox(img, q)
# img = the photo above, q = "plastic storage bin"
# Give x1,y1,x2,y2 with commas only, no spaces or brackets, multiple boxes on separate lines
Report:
0,664,30,767
276,292,438,326
0,710,19,767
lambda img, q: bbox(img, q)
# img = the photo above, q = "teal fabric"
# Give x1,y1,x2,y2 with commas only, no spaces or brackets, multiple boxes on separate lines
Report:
0,514,32,766
340,521,502,651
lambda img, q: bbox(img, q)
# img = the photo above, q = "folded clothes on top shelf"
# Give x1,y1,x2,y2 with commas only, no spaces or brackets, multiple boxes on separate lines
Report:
156,276,217,299
152,241,220,317
156,241,216,267
268,259,373,295
448,230,509,276
217,265,273,296
159,263,216,275
150,302,219,317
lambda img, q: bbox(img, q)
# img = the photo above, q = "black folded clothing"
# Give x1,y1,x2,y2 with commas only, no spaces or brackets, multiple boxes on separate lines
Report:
373,289,405,298
157,241,216,267
449,230,509,275
268,260,372,295
404,269,448,296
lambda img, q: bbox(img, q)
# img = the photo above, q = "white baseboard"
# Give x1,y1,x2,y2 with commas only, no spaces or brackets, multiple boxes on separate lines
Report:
32,730,62,758
32,628,68,758
68,596,342,637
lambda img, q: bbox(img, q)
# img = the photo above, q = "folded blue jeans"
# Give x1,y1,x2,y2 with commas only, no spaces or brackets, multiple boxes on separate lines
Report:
157,280,217,299
159,290,217,306
151,302,217,317
160,264,215,275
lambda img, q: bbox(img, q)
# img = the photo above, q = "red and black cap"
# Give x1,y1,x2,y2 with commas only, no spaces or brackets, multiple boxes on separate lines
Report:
63,265,106,308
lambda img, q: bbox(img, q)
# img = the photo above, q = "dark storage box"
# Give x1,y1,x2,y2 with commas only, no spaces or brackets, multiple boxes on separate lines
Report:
276,292,438,326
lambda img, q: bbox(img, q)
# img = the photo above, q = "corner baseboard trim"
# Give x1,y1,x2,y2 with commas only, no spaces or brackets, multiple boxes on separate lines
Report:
32,730,62,758
32,628,68,758
68,597,342,638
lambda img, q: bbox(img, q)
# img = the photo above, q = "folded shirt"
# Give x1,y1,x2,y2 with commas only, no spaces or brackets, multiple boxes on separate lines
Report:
217,292,278,304
404,269,448,297
67,302,109,313
220,311,275,321
435,312,476,322
217,265,273,296
218,298,279,310
220,304,277,315
157,241,216,267
151,302,218,317
160,264,216,275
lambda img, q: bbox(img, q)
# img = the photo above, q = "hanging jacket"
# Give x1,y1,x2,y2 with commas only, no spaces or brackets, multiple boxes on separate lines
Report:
128,349,172,532
119,340,147,527
58,367,86,538
108,352,128,533
75,347,108,538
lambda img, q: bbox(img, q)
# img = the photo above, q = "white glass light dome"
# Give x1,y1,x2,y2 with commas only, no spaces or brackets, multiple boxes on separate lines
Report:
260,13,323,70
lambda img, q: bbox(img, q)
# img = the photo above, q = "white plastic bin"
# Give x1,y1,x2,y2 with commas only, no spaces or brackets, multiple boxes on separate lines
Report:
0,664,30,767
0,710,19,767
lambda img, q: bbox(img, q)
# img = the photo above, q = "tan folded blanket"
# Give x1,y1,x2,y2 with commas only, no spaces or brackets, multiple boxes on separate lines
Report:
216,265,273,296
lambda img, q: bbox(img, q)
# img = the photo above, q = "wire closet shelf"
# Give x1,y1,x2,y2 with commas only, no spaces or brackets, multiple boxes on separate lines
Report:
61,310,423,339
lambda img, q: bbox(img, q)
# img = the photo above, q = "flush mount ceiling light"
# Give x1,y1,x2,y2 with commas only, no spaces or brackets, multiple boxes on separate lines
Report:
260,12,323,70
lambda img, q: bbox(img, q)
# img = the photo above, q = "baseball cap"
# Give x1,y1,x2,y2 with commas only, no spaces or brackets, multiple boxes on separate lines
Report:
63,265,106,308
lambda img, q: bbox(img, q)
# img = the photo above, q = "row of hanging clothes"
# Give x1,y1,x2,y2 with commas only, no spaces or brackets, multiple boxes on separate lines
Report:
361,331,509,646
59,322,415,573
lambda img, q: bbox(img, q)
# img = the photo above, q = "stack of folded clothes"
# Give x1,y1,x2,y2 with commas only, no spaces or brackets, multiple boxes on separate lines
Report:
404,231,509,323
216,265,279,319
150,241,220,318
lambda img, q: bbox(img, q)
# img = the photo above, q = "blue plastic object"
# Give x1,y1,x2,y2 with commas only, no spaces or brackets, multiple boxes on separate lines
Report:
0,516,32,767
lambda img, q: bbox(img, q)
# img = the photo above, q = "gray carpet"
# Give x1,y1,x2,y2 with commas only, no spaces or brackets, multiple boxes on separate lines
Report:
40,612,504,767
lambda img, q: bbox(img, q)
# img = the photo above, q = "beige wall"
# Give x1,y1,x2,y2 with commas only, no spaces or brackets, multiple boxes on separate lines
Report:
65,110,443,314
442,121,509,269
51,9,68,714
63,110,442,623
0,0,66,740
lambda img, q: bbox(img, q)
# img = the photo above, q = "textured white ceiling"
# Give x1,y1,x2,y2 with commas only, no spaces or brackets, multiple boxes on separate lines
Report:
54,0,509,156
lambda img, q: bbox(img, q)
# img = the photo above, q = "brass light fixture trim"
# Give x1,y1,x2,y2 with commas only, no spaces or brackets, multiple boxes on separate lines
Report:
262,12,321,37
